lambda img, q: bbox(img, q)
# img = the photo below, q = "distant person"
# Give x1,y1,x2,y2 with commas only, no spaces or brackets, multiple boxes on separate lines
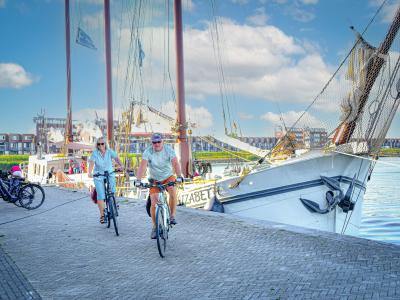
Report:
10,165,23,178
88,137,124,224
80,159,87,173
47,166,55,183
134,133,183,239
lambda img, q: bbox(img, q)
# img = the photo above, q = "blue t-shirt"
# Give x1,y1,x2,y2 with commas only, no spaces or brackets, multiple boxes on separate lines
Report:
142,145,176,181
89,149,118,180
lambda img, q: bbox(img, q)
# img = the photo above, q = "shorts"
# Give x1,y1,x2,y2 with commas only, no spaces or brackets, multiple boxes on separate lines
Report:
94,176,116,201
149,175,176,195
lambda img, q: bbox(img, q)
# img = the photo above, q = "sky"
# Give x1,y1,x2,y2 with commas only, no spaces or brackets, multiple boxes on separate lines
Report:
0,0,399,138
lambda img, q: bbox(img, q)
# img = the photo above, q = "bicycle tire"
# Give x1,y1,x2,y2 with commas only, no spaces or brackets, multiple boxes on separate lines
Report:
155,206,167,257
106,201,111,228
108,195,119,236
18,184,45,210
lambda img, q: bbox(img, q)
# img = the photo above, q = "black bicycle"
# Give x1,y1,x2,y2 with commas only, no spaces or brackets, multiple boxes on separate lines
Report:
94,171,119,236
0,174,45,210
137,179,182,257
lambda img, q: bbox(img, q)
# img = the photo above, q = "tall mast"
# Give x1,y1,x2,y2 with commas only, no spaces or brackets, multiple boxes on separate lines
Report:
65,0,72,144
174,0,189,176
104,0,114,146
344,5,400,143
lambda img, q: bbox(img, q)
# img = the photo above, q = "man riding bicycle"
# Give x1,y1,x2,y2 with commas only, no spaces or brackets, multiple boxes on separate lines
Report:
135,133,183,239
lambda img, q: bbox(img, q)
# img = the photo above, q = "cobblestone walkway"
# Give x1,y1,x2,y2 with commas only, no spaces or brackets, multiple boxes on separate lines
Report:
0,187,399,299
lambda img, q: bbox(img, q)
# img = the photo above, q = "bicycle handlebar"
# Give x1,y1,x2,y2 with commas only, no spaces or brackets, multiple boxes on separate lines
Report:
135,178,190,190
93,170,118,178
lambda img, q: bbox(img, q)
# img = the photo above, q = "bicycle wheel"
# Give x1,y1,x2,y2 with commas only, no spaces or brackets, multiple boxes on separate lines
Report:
18,184,45,210
155,206,167,257
106,201,111,228
108,196,119,236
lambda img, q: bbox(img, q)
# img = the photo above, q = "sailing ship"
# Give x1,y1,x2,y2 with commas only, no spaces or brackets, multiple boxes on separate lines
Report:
177,3,400,235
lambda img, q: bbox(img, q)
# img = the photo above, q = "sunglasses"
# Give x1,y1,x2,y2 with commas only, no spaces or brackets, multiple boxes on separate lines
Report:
97,143,105,146
152,141,161,144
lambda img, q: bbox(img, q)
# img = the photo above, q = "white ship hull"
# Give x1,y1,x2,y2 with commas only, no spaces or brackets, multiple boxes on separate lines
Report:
179,151,371,235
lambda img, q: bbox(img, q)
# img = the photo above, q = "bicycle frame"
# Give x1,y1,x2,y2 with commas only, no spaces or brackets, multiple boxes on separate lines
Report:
94,171,119,236
0,178,16,201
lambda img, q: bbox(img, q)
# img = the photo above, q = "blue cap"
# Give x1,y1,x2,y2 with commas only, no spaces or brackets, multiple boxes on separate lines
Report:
151,133,162,142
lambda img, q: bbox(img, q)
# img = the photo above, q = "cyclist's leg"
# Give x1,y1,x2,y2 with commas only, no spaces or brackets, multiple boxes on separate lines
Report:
149,191,159,226
94,179,106,222
166,185,177,218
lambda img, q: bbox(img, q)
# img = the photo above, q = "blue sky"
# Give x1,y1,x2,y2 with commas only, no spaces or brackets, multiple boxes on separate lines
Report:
0,0,399,138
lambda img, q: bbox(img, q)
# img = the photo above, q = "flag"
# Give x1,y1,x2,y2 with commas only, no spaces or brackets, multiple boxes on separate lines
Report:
138,39,145,67
76,27,97,50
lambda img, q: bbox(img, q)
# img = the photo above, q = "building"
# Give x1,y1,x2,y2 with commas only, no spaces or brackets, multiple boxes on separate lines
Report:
274,126,328,149
0,133,35,155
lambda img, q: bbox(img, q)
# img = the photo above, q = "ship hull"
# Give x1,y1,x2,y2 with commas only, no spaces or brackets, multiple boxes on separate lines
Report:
179,151,371,235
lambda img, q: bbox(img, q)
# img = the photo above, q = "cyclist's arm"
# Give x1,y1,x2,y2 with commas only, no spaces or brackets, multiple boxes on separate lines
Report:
172,157,182,178
113,156,124,171
136,159,148,180
88,160,94,178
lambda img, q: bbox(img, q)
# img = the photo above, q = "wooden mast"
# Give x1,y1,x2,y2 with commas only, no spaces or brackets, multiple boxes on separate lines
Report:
64,0,73,144
174,0,189,176
334,4,400,145
104,0,114,147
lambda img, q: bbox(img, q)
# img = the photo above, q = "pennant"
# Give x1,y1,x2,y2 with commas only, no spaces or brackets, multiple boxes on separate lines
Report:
138,39,145,67
76,27,97,50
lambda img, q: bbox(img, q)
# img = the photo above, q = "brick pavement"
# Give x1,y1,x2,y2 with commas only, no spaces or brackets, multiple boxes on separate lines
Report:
0,187,399,299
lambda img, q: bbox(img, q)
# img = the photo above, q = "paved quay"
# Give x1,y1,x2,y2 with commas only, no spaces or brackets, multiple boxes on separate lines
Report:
1,187,400,300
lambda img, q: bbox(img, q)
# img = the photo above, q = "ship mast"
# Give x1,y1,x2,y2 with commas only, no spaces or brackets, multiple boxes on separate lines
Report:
174,0,189,176
64,0,73,144
344,5,400,143
104,0,114,147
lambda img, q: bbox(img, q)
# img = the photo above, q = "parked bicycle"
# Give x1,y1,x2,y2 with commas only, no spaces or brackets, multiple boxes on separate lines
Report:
137,178,183,257
94,171,119,236
0,172,45,210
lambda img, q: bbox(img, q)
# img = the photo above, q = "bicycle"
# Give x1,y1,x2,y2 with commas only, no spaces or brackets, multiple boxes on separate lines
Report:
0,174,45,210
137,179,182,258
93,171,119,236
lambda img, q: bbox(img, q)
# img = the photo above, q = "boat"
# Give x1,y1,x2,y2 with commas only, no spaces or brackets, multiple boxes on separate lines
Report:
177,2,400,235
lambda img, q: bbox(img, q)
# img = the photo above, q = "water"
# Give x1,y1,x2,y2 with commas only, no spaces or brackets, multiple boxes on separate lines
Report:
359,157,400,245
211,159,400,245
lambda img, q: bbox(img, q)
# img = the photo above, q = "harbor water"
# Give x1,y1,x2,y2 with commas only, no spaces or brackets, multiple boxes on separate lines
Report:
211,158,400,245
359,157,400,245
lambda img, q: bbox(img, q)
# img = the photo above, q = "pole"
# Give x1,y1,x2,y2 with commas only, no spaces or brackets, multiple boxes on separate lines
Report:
104,0,114,146
65,0,72,144
174,0,189,176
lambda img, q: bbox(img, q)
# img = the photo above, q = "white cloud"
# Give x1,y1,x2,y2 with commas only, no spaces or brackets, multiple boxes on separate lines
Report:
161,101,213,130
238,112,255,120
261,110,325,128
247,7,269,26
368,0,397,24
0,63,34,89
0,0,5,8
181,19,331,105
183,0,195,12
300,0,319,4
231,0,249,5
73,107,123,122
286,6,315,22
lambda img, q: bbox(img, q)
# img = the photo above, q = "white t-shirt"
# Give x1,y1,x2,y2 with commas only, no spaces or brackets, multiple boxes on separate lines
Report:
142,145,176,181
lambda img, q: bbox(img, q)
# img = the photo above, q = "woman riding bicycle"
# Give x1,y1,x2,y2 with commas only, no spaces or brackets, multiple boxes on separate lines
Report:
88,137,124,224
135,133,183,239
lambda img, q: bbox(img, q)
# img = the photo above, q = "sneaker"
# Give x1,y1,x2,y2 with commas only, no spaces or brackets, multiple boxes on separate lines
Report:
170,217,177,225
150,227,157,239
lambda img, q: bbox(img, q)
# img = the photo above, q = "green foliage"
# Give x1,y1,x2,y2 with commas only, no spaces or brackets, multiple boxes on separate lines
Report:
380,148,400,156
0,155,29,171
193,151,258,161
